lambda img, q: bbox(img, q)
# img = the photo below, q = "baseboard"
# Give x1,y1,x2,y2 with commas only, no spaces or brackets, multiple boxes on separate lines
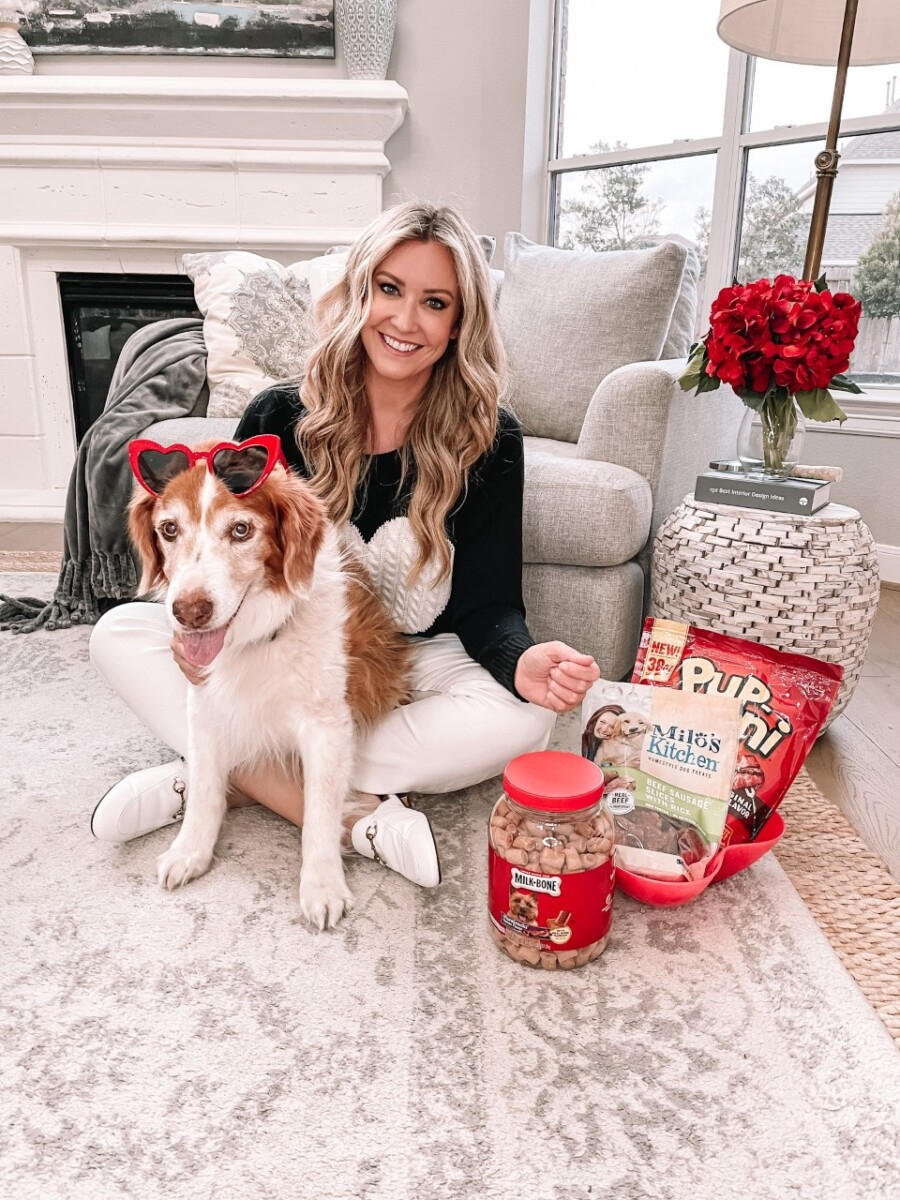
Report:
0,490,66,522
878,543,900,586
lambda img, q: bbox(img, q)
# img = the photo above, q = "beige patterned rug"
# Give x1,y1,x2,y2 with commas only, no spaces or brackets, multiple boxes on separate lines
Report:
2,572,899,1200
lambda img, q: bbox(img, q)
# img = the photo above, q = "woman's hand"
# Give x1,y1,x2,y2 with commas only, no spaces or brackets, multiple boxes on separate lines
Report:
171,633,207,687
514,642,600,713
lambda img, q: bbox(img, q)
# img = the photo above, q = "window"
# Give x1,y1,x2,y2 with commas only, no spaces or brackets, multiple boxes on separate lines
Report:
550,0,900,388
556,155,718,258
559,0,729,156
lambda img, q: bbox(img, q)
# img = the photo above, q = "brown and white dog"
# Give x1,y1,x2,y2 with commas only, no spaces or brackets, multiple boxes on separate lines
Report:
596,711,651,768
507,887,539,926
128,447,411,929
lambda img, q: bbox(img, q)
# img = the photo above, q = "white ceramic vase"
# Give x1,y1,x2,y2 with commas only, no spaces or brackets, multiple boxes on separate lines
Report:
336,0,398,80
0,8,34,75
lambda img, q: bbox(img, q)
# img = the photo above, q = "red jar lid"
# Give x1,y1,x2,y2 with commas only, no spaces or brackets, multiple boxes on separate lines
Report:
502,750,605,813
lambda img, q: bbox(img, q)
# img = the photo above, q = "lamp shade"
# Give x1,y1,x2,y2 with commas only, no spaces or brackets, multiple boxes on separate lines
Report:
718,0,900,66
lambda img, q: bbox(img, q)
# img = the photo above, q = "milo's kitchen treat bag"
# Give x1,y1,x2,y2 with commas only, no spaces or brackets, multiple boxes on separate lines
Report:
581,680,744,882
632,619,843,844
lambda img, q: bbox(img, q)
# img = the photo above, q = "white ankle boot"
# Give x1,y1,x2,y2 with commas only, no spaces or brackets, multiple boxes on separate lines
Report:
91,758,187,843
350,795,442,888
93,768,443,889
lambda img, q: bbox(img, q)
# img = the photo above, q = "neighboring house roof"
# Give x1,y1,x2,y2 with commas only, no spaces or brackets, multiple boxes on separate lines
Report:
841,98,900,159
841,127,900,160
821,212,887,261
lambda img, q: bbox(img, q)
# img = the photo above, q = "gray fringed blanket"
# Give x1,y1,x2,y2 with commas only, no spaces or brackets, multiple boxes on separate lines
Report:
0,318,208,633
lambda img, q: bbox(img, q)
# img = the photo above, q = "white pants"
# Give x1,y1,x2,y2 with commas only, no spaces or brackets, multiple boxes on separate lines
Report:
89,603,556,796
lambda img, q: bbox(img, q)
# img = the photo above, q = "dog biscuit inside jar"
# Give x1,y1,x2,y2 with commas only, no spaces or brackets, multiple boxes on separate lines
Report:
488,750,615,969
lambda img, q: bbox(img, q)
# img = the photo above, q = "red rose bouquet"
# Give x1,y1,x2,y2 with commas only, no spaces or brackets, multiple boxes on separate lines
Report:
680,275,862,475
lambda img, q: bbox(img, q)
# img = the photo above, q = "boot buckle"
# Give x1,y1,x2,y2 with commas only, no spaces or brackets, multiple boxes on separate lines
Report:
172,778,186,822
365,822,385,866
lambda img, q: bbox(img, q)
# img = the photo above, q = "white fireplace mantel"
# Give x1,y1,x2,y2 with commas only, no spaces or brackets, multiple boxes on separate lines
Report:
0,76,408,251
0,76,408,518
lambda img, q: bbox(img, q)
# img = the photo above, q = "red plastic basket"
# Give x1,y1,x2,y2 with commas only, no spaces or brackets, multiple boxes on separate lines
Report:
615,811,785,905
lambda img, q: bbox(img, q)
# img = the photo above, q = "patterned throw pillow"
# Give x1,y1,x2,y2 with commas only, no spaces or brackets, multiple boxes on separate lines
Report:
181,249,350,419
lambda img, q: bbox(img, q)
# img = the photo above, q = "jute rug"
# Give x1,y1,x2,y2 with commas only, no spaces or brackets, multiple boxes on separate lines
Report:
2,572,899,1200
0,549,61,573
775,775,900,1047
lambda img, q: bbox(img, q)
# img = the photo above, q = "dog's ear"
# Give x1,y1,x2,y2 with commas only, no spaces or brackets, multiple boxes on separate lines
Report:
127,488,166,594
268,472,327,593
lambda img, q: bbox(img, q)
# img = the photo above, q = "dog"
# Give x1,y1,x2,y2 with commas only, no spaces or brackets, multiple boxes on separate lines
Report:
127,444,411,929
507,887,539,927
596,711,651,768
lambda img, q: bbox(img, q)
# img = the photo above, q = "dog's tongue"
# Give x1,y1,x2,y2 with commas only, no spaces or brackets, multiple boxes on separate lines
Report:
180,626,228,667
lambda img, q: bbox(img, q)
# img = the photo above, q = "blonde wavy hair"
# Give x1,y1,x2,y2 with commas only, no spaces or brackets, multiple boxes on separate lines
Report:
297,200,507,584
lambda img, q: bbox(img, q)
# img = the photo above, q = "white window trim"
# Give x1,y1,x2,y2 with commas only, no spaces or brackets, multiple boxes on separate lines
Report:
542,1,900,416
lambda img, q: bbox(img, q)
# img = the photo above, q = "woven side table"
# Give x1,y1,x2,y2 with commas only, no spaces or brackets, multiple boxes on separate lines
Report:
652,498,881,726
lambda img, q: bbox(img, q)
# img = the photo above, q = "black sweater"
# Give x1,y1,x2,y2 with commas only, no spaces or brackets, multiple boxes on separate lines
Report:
235,386,535,697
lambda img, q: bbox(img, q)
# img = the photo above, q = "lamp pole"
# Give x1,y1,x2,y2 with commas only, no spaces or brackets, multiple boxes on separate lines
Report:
802,0,860,280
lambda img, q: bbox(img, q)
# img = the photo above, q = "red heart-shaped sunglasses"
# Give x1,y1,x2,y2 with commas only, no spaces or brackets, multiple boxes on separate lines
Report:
128,435,288,498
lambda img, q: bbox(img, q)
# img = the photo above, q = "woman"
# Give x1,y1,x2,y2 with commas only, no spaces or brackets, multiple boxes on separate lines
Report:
90,201,600,887
580,705,625,764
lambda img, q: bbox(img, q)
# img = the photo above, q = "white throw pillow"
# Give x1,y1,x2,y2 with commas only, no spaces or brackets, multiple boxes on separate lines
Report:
181,249,350,419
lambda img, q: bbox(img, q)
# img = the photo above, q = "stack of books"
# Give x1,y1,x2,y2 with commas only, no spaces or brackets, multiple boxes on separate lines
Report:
694,468,832,515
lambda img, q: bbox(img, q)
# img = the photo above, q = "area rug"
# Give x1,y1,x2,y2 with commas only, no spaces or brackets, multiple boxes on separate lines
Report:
2,573,899,1200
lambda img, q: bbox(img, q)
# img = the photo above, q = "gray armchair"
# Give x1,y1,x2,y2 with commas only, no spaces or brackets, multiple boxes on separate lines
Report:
142,235,742,679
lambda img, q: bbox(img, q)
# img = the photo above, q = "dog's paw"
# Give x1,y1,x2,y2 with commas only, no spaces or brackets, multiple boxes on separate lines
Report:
156,839,214,891
298,866,354,931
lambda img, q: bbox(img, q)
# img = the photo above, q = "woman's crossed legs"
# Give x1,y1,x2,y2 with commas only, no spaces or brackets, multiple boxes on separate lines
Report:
89,602,556,833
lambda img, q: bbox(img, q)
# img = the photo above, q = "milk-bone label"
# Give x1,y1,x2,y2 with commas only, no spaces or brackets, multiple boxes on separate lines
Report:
488,846,614,951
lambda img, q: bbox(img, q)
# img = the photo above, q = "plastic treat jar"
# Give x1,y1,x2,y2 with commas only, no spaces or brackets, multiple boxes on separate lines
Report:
488,750,615,970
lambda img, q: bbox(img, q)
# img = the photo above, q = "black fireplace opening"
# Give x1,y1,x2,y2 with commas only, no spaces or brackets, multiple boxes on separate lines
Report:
59,273,201,445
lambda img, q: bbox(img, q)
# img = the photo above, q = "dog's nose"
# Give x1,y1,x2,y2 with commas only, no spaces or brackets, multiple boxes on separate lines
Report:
172,592,214,629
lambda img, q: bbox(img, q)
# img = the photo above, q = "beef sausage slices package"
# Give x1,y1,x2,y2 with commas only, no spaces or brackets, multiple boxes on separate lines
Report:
632,618,843,845
581,680,744,882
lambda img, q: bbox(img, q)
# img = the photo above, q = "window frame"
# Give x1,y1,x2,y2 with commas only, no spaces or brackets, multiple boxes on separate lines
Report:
545,0,900,418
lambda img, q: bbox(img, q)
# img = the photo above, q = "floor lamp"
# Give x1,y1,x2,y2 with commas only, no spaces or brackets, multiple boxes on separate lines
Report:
717,0,900,280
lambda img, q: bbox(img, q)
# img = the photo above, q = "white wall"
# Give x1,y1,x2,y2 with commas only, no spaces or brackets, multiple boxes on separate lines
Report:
384,0,536,261
805,427,900,579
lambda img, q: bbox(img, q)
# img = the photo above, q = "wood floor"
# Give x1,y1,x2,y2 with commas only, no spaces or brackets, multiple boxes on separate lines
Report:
0,522,64,552
806,585,900,882
2,521,898,878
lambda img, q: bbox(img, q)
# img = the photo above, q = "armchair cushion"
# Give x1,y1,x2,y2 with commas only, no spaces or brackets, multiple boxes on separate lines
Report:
523,440,652,568
660,238,701,359
142,416,239,446
497,234,690,443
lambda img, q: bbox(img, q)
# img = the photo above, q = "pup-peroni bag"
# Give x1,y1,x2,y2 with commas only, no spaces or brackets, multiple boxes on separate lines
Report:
581,680,744,882
632,619,843,845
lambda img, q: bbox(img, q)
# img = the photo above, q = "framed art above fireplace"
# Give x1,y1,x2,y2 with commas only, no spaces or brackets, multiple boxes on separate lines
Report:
20,0,335,58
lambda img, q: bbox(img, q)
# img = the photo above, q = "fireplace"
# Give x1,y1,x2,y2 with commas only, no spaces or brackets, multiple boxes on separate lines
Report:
59,274,200,445
0,76,407,518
